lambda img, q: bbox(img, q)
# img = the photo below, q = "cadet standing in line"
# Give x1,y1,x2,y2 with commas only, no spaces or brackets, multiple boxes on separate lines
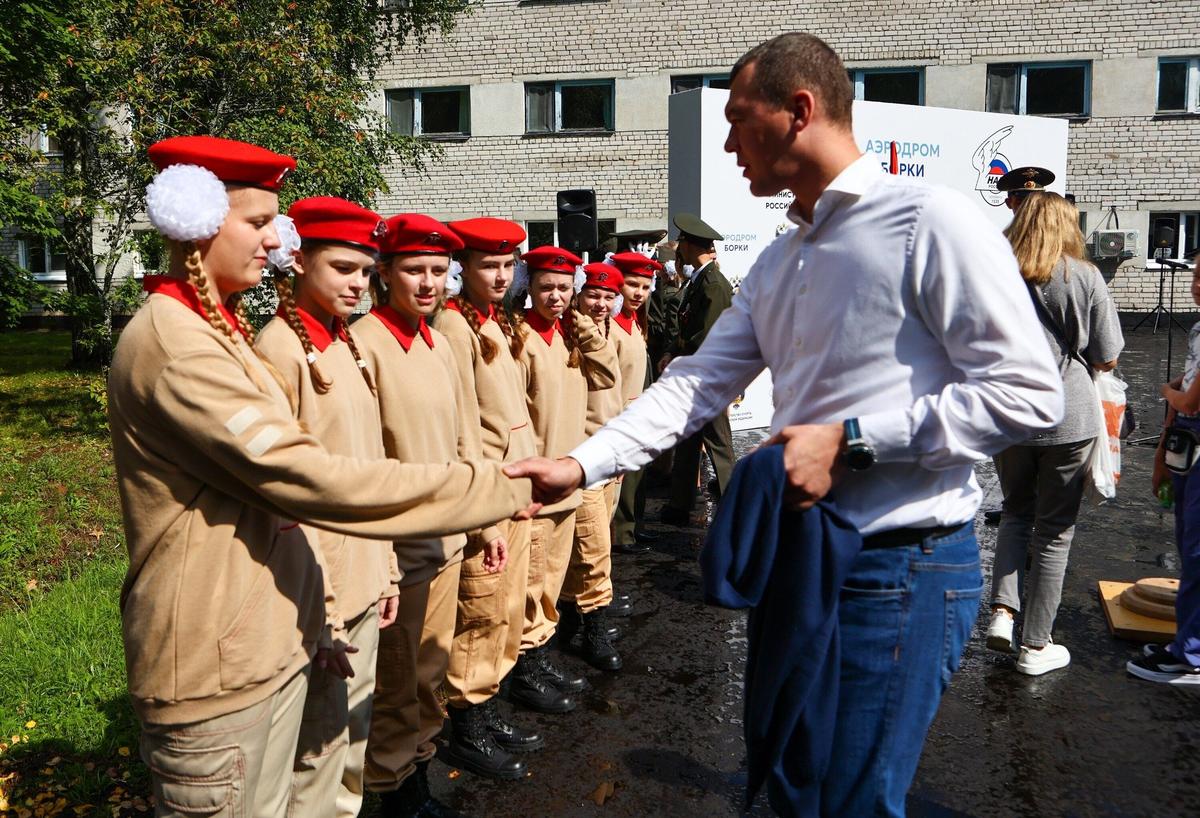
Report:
111,136,533,816
513,247,620,700
559,261,627,672
356,214,505,816
255,197,398,818
609,251,663,555
435,218,547,781
660,213,736,526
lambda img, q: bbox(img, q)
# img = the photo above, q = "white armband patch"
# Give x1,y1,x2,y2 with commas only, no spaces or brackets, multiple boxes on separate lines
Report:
246,426,283,457
224,405,263,437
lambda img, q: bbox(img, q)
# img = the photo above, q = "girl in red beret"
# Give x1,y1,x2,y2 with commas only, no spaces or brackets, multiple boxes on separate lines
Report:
352,214,512,810
558,263,626,671
109,137,533,816
433,217,545,780
513,248,620,696
255,196,400,818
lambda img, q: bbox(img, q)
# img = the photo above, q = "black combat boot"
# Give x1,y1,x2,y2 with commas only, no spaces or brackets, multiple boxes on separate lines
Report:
481,697,545,752
440,704,526,781
607,591,634,618
377,760,465,818
556,602,582,647
531,644,586,693
508,651,576,713
580,608,622,672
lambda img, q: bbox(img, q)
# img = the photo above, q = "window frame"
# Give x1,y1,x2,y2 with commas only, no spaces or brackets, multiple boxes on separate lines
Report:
986,60,1092,119
848,66,925,105
669,73,731,94
1156,57,1200,114
524,79,615,136
17,235,67,283
385,86,471,139
1146,211,1200,262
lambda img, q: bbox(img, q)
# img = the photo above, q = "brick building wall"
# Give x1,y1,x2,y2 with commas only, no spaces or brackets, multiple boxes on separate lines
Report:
376,0,1200,310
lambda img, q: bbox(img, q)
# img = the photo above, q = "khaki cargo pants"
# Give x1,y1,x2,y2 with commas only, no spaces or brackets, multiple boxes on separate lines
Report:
522,508,578,650
561,484,617,613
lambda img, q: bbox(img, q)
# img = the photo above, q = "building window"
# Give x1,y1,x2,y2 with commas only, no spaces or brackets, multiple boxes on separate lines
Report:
526,221,556,250
849,68,924,105
1158,58,1200,113
986,62,1091,118
385,87,470,138
670,74,731,94
524,80,614,134
1147,212,1200,261
17,236,67,282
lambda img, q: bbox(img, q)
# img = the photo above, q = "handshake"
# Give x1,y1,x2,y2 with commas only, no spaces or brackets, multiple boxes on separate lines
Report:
505,456,586,512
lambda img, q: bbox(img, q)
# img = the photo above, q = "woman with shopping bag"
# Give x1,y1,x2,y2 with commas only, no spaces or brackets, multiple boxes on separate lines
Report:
985,191,1124,675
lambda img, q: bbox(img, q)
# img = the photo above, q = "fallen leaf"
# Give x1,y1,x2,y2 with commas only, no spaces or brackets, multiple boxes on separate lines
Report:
88,529,103,541
117,747,130,757
447,770,460,780
588,780,616,806
24,721,35,729
25,579,37,591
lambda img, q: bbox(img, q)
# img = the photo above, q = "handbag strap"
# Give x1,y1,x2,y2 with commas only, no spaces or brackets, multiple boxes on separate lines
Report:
1026,281,1091,373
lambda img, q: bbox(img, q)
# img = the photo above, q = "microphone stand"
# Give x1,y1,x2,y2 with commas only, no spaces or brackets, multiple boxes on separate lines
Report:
1129,255,1192,448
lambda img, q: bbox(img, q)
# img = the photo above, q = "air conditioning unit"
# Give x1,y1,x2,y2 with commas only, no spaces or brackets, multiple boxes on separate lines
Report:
1090,230,1138,260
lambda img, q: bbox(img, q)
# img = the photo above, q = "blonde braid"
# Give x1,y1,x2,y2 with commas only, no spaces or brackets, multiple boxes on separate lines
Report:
562,302,582,370
451,293,499,363
494,303,526,360
339,317,377,394
232,294,301,416
272,269,333,393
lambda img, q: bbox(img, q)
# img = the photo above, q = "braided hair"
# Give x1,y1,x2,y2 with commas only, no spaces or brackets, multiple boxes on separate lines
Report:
180,241,299,415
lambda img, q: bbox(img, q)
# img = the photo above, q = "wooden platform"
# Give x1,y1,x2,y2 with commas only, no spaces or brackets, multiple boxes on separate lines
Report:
1098,581,1176,643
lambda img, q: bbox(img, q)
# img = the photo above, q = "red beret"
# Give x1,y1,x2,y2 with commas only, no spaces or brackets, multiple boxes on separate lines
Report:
448,217,526,253
287,197,387,253
381,214,464,255
522,245,583,274
148,135,295,192
610,252,663,279
581,262,624,293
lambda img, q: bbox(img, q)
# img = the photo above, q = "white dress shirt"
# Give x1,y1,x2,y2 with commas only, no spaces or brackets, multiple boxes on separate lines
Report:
571,155,1064,535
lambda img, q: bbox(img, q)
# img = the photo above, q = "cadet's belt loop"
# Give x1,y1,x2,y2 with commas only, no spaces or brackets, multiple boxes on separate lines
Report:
920,537,935,555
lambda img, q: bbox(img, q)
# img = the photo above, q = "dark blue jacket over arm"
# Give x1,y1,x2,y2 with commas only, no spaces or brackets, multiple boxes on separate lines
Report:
701,445,862,817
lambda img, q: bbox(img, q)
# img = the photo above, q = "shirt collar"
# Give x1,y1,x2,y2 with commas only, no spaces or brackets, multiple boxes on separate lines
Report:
275,304,346,353
786,153,883,229
143,275,248,340
613,310,637,335
370,304,434,352
523,308,563,346
445,298,496,325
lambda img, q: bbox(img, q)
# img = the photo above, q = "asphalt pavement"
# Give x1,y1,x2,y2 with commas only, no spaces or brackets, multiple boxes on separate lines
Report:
400,317,1198,818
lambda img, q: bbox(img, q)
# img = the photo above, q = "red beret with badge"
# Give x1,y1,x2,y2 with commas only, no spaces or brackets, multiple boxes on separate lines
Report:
382,213,464,256
581,262,624,293
609,252,662,280
148,135,295,191
448,217,527,253
287,197,387,254
522,245,583,274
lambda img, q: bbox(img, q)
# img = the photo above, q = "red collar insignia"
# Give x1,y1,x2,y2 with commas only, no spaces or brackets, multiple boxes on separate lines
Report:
143,275,248,340
370,304,434,352
523,308,563,346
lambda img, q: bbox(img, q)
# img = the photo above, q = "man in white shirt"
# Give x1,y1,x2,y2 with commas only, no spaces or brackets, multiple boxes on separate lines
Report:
507,32,1063,816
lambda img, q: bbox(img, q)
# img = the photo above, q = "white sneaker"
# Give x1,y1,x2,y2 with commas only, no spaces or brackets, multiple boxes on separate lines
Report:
1016,641,1071,676
986,610,1015,653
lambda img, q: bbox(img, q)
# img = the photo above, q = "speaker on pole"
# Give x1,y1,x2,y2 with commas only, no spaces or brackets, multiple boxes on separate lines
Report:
557,189,598,256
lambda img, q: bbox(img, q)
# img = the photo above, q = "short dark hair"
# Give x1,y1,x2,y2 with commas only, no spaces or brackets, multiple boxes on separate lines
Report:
730,33,854,127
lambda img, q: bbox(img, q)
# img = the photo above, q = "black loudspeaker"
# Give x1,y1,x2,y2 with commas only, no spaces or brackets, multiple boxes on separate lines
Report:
557,189,598,256
1154,219,1176,250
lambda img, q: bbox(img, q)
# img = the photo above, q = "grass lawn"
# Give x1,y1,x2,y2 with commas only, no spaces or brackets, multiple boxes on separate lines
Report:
0,330,145,814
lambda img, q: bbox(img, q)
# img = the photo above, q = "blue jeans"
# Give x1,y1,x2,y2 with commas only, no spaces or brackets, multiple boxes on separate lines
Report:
1171,416,1200,666
821,523,982,818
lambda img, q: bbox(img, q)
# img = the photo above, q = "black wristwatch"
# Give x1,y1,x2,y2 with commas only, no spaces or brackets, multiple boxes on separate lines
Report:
843,417,876,471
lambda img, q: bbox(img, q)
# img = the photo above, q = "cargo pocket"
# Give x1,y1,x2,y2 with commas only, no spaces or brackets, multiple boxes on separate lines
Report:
458,549,504,626
146,743,242,816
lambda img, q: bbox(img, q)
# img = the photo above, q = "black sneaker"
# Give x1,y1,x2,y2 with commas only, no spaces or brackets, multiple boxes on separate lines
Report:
1127,648,1200,685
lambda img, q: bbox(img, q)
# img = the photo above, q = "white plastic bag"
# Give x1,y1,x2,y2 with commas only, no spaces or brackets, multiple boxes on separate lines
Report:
1084,370,1127,504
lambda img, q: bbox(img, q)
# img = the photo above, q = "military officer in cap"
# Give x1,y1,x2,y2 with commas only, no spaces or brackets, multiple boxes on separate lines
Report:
661,213,736,525
997,165,1055,212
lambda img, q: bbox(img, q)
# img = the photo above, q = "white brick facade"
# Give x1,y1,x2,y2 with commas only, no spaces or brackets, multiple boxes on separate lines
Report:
377,0,1200,310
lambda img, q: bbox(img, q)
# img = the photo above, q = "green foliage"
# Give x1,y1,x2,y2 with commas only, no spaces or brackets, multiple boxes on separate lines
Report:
1,0,473,366
0,257,47,330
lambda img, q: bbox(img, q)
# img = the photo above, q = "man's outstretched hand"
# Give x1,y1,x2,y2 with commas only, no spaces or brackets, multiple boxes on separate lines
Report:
505,457,585,505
